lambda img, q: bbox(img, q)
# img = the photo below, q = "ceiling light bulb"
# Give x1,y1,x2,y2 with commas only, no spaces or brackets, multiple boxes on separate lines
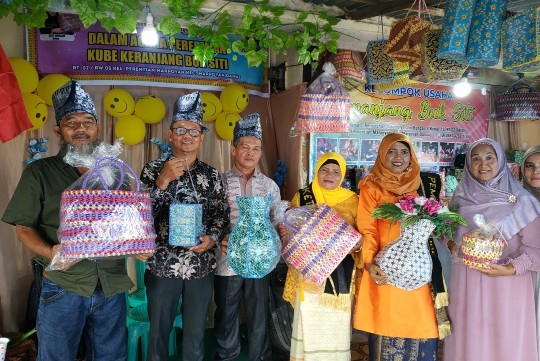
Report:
141,12,159,47
453,77,471,98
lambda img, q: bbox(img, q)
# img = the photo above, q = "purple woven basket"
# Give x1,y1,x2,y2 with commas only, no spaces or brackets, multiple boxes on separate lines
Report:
59,156,156,259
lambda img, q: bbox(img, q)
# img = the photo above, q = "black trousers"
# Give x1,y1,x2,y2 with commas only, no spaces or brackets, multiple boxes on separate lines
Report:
145,271,214,361
214,275,272,361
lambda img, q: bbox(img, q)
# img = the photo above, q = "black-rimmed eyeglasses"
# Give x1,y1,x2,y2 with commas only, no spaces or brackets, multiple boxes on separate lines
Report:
171,127,201,137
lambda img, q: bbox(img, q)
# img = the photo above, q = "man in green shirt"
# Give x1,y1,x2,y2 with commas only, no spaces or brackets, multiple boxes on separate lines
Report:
2,80,132,361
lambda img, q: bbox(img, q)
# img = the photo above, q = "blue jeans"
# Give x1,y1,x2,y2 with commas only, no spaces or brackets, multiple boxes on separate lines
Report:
37,277,127,361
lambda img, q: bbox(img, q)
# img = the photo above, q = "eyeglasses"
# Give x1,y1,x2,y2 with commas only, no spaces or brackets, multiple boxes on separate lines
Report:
63,120,97,129
171,127,201,137
318,168,341,178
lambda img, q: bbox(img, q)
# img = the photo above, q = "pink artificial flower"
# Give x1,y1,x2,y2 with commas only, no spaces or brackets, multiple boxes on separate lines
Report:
399,198,415,213
423,198,442,216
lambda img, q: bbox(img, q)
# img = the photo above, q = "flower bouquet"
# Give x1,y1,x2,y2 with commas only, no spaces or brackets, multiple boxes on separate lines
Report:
372,195,466,240
371,196,466,290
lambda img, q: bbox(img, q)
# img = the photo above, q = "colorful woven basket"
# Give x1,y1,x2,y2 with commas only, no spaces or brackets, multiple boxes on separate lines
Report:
466,0,507,67
385,16,431,63
437,0,476,64
333,49,366,91
502,7,540,72
421,29,468,82
495,83,540,121
461,230,506,269
296,91,350,133
59,157,156,259
228,196,281,278
374,60,414,92
367,40,395,85
282,204,362,285
169,203,203,246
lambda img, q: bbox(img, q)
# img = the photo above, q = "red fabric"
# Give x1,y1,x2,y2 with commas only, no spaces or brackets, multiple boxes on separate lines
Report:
0,45,33,143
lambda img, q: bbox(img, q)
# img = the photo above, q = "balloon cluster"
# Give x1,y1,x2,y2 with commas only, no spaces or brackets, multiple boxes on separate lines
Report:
9,57,71,131
103,90,166,145
26,137,48,165
202,84,250,141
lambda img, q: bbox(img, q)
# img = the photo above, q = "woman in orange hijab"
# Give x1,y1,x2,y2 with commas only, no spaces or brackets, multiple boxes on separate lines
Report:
353,133,439,360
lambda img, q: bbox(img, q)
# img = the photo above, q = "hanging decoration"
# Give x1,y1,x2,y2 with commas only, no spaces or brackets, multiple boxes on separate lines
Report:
25,137,48,165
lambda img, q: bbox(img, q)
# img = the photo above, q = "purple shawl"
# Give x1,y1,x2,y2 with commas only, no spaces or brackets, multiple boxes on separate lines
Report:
521,145,540,202
451,138,540,244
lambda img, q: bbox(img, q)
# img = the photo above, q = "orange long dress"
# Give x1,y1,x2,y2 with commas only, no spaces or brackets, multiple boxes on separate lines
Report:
353,178,438,339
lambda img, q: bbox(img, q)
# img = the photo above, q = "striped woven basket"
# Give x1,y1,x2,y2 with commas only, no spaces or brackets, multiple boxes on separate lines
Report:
297,93,350,133
282,204,362,285
59,156,156,259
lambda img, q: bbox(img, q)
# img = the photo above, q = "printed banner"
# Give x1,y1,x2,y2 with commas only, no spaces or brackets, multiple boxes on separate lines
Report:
27,20,269,96
309,84,490,184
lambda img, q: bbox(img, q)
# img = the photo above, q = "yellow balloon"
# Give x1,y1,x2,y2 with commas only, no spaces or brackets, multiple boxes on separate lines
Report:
22,93,48,130
103,89,135,117
220,84,249,113
134,95,166,124
37,74,71,106
215,112,241,141
9,57,39,94
115,115,146,145
201,92,222,122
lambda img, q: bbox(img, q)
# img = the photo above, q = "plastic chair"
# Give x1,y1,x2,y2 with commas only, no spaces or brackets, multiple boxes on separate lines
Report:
126,259,147,308
126,300,182,361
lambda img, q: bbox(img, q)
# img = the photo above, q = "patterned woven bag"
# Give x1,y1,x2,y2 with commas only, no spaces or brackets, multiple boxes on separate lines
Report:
282,204,362,285
169,163,203,246
333,49,366,91
374,218,434,291
296,70,350,133
374,60,414,92
466,0,507,67
495,83,540,121
367,40,394,85
227,196,281,278
502,7,540,72
409,58,428,83
421,29,468,82
59,156,156,260
437,0,476,64
169,203,203,246
385,16,431,62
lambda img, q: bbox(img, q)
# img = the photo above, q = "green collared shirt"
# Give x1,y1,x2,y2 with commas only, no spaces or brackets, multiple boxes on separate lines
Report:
2,153,132,297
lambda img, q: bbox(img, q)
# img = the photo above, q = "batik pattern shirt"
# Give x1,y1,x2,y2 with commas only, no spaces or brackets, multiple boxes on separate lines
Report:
140,156,229,279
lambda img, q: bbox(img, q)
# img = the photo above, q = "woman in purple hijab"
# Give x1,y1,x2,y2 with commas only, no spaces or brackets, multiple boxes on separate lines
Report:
443,138,540,361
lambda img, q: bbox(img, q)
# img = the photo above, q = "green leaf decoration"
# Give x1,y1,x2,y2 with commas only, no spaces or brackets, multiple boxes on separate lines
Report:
0,0,341,68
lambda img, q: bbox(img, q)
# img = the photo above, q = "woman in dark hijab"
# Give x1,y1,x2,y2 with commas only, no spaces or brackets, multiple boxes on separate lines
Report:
444,138,540,361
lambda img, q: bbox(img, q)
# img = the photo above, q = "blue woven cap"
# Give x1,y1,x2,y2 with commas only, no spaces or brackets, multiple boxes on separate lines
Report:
52,80,98,124
233,112,262,145
172,91,205,130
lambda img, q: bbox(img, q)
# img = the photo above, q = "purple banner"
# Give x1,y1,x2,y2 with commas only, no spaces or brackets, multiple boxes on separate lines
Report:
28,21,269,96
